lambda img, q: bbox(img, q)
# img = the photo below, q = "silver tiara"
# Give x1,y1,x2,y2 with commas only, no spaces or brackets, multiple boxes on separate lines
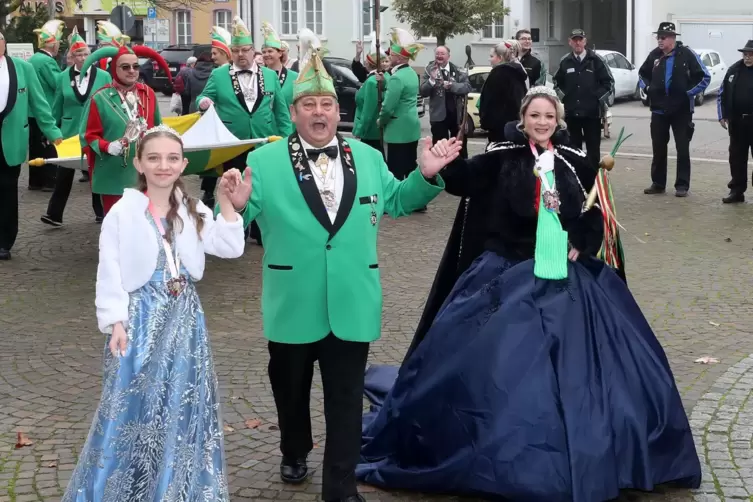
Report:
143,124,181,139
527,86,558,99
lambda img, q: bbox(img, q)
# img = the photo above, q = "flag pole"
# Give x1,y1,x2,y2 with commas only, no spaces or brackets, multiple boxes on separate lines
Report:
374,0,384,147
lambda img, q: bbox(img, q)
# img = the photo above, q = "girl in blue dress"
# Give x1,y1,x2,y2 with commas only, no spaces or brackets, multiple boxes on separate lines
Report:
63,125,250,501
357,87,702,501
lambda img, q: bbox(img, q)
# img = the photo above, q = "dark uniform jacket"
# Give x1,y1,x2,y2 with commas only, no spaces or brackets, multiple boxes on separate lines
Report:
554,49,613,119
638,42,709,115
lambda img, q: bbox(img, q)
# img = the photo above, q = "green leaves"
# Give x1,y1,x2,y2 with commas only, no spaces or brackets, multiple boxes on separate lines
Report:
391,0,510,45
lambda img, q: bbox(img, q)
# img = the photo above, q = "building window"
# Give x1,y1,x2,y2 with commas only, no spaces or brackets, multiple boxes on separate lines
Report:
482,17,504,39
360,0,373,39
281,0,299,35
547,1,555,39
214,10,232,32
305,0,323,35
176,10,191,44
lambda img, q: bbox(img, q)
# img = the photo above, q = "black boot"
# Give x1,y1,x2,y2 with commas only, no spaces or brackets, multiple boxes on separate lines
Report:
722,191,745,203
280,457,308,484
643,184,665,195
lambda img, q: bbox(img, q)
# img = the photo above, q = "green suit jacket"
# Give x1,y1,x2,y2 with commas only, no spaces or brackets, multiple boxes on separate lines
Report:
239,134,444,344
52,66,112,138
28,50,61,112
354,72,390,141
197,65,293,140
0,57,62,167
276,67,298,107
378,65,421,143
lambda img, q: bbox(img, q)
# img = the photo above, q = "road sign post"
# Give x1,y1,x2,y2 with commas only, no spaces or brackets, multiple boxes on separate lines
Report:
110,4,135,34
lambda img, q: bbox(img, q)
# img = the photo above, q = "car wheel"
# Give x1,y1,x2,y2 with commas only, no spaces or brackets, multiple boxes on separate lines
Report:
607,90,615,107
632,83,641,100
694,93,704,106
465,114,475,137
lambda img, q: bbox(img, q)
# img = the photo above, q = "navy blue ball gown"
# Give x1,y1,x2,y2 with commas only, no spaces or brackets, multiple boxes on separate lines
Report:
357,124,701,502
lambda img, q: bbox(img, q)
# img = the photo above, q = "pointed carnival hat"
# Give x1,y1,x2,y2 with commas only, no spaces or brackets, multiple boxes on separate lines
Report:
389,27,423,61
281,40,290,51
261,21,283,50
68,26,88,53
292,28,335,102
231,15,253,47
96,20,130,46
34,20,64,49
211,25,232,58
80,45,171,84
365,31,387,66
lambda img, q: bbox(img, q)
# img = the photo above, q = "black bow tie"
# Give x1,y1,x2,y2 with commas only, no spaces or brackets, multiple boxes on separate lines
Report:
73,70,81,76
306,146,338,161
236,69,253,75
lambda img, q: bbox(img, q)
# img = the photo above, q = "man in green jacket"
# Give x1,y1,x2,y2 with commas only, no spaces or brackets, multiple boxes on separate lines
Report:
353,33,388,158
220,32,462,502
197,15,292,212
0,32,63,260
378,28,423,182
28,19,64,191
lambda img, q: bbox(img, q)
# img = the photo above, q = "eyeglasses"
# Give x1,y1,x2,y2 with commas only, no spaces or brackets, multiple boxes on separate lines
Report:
518,37,532,41
119,63,140,71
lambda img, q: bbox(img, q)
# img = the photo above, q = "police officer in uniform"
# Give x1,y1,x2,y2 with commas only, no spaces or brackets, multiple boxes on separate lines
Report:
717,40,753,203
639,22,709,197
553,29,613,180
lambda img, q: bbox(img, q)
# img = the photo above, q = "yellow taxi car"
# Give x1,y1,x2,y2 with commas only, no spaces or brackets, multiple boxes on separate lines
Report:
465,66,553,136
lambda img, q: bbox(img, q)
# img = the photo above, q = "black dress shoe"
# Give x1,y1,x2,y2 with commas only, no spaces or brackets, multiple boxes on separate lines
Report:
326,495,365,502
79,171,89,182
41,215,63,227
280,457,308,484
0,249,11,260
644,184,665,195
723,192,745,203
675,188,688,197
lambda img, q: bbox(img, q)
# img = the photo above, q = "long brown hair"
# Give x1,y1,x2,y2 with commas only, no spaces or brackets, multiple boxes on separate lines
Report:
136,131,205,241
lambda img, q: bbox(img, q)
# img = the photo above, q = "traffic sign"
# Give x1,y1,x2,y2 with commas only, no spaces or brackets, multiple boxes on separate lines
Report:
110,4,135,33
147,7,156,19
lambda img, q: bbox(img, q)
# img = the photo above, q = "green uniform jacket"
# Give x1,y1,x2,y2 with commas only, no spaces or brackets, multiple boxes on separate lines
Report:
0,57,62,167
378,65,421,143
353,72,390,141
28,50,61,112
276,67,298,107
197,65,293,140
52,66,112,138
79,83,162,195
239,133,444,344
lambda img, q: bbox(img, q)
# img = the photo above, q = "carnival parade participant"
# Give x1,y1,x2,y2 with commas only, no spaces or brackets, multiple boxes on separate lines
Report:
220,30,455,502
197,15,292,242
62,125,245,501
0,31,62,261
379,28,423,181
357,87,702,501
79,44,171,214
41,27,111,227
211,25,232,67
353,33,388,157
28,20,64,191
261,21,298,106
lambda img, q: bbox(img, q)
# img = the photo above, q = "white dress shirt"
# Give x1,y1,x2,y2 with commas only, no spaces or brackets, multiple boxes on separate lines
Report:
300,136,343,223
0,56,9,113
232,62,258,111
75,66,91,95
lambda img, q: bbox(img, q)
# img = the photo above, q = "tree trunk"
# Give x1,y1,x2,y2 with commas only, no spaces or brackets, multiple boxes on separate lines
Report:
436,34,446,46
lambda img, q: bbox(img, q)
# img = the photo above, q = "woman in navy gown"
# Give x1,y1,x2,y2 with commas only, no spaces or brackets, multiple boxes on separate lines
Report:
357,86,701,502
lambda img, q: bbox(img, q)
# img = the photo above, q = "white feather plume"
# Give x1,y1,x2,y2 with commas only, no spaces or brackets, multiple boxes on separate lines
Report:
297,27,322,69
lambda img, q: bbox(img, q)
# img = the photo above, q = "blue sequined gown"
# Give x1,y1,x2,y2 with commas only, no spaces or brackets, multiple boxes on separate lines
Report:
64,216,229,502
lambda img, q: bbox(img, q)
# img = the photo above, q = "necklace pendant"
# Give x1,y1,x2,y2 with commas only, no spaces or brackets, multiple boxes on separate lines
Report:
542,189,561,213
166,276,187,297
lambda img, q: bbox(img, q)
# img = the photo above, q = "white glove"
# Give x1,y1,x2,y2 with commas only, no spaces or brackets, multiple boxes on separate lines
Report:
199,98,213,111
107,141,124,156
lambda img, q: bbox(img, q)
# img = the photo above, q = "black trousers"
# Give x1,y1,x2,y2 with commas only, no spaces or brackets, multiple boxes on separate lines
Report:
0,133,21,250
361,138,386,160
650,111,693,190
385,141,419,180
45,166,104,222
268,334,369,501
430,115,468,159
565,116,601,171
728,115,753,194
28,118,57,190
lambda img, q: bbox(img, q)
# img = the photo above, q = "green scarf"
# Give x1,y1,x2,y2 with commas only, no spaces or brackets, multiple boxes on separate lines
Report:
532,148,569,280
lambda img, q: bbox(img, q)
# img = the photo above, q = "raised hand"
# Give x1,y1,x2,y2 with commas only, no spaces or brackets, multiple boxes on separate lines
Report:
418,136,463,178
221,167,253,211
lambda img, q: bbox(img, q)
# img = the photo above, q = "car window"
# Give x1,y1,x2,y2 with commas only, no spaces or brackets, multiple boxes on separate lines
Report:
468,72,488,92
702,53,712,67
331,65,359,87
710,52,720,66
613,54,631,69
159,49,192,62
604,54,618,69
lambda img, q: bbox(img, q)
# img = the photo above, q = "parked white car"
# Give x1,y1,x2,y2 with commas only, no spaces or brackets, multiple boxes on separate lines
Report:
594,50,641,105
639,48,726,106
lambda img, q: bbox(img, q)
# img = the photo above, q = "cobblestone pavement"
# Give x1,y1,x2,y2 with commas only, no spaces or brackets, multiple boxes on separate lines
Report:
1,150,753,502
